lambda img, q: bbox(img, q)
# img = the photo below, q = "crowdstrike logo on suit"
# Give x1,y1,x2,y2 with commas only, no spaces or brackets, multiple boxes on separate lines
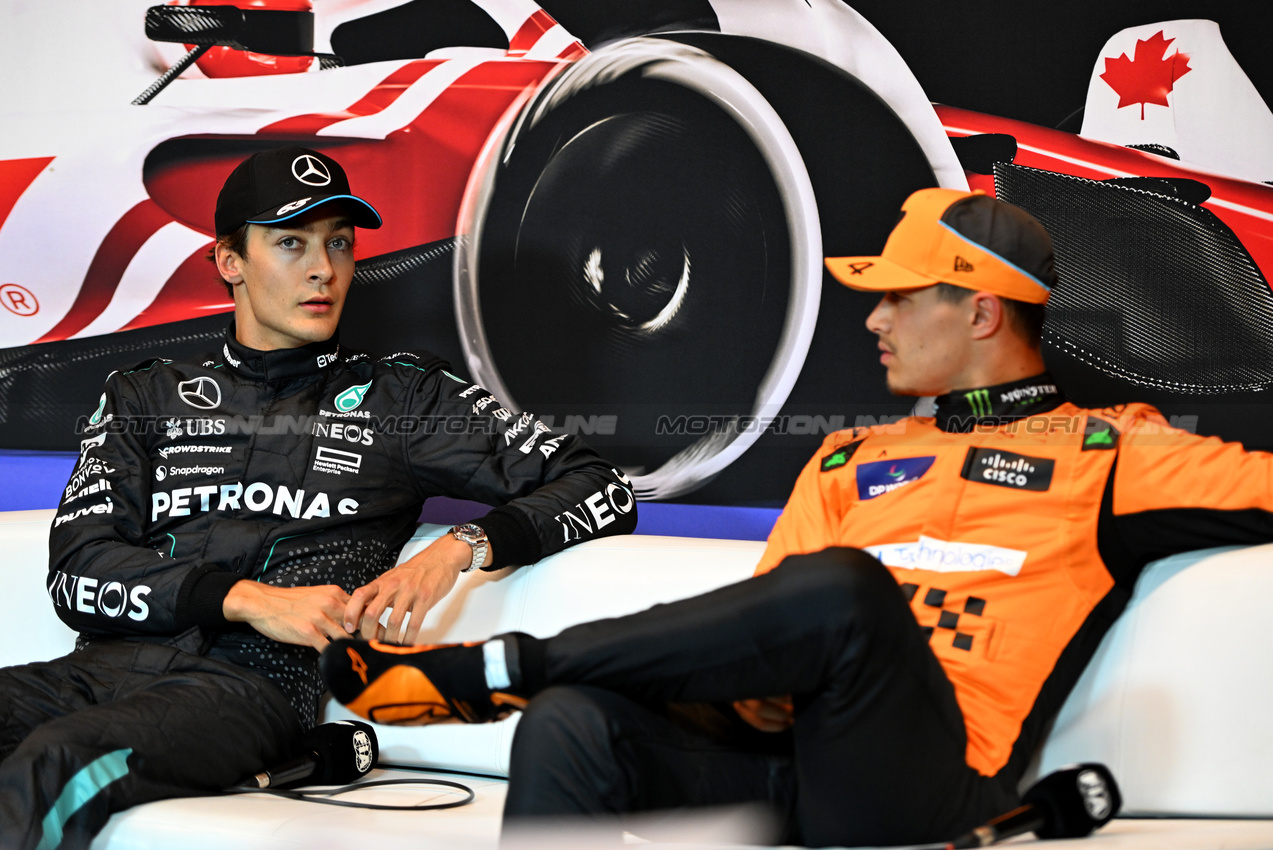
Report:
856,456,936,500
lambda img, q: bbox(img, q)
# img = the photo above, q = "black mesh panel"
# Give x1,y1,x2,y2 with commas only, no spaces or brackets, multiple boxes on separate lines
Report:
996,163,1273,394
0,315,228,450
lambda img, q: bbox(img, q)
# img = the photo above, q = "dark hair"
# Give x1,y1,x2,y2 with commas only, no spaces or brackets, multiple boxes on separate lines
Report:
207,223,251,297
931,282,1046,347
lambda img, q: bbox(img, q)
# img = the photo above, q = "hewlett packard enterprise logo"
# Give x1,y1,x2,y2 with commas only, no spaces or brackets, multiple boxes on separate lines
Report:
960,447,1054,492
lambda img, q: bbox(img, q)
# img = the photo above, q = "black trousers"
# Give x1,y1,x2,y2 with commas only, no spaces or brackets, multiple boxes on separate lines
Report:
0,640,301,850
505,549,1019,848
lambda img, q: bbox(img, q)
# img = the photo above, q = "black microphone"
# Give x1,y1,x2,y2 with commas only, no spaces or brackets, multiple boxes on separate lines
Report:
237,720,379,789
947,763,1121,848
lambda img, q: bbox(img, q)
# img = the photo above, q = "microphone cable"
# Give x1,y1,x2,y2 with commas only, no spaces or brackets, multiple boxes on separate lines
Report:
221,775,475,811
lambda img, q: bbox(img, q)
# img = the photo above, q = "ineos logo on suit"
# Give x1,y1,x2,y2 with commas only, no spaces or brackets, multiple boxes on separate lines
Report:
292,155,331,186
178,377,221,410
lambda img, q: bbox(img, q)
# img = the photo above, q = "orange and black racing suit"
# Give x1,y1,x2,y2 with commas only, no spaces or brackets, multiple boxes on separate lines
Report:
756,373,1273,781
502,374,1273,847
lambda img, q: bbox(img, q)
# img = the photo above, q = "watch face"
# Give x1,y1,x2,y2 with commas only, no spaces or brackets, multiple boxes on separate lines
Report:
452,524,485,543
452,525,487,572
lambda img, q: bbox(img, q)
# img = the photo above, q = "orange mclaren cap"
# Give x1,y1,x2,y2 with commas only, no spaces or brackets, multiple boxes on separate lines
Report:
825,188,1055,304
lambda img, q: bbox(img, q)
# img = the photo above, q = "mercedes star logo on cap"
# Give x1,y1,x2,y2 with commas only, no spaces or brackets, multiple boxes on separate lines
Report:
292,154,332,187
178,377,222,410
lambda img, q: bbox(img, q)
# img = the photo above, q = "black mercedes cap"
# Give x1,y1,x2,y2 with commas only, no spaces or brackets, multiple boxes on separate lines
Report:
214,146,383,236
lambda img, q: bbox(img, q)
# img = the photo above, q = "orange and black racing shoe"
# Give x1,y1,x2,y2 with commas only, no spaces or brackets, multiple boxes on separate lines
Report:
319,638,528,725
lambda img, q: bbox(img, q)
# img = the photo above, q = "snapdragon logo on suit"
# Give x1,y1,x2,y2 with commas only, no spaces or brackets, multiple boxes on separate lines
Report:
856,457,936,500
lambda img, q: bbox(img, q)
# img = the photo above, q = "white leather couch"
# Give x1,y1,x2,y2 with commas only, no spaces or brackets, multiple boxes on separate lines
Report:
3,508,1273,849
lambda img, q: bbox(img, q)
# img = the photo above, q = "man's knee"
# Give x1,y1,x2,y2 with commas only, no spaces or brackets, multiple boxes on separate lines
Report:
15,719,97,761
511,686,616,772
766,548,904,619
506,686,629,819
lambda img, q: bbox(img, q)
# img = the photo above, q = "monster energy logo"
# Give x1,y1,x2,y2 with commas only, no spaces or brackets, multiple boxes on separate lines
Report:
964,389,993,417
335,381,372,412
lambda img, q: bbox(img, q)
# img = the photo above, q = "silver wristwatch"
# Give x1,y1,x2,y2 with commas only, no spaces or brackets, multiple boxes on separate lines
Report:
449,523,489,573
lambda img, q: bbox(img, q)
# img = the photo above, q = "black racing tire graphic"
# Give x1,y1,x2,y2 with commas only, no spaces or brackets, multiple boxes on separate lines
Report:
458,40,822,500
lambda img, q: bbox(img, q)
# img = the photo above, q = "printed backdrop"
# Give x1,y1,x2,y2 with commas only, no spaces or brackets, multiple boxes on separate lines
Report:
1,0,1271,507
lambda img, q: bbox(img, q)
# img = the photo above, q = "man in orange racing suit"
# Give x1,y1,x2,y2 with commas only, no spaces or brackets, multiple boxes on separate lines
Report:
318,188,1273,847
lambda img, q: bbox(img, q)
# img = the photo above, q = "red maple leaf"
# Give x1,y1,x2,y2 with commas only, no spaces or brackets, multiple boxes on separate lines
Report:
1099,30,1192,119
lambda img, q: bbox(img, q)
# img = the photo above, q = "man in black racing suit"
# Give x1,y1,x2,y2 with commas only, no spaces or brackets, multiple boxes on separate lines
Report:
0,146,637,849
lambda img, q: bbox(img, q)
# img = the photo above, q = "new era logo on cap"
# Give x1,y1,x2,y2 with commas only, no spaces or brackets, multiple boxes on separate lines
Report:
214,146,382,236
954,256,975,273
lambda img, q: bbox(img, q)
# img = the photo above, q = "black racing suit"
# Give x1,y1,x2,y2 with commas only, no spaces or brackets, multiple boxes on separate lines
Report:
1,324,636,849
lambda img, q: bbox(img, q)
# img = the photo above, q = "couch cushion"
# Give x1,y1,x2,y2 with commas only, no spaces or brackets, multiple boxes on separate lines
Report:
92,768,505,850
322,526,762,776
0,509,77,667
1033,544,1273,816
2,511,1271,819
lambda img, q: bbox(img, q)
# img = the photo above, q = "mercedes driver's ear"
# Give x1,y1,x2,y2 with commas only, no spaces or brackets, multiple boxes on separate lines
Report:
215,242,246,285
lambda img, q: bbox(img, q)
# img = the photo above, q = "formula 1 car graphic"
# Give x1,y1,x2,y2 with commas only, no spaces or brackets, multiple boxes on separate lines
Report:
1,2,1271,504
0,0,963,504
939,19,1273,456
